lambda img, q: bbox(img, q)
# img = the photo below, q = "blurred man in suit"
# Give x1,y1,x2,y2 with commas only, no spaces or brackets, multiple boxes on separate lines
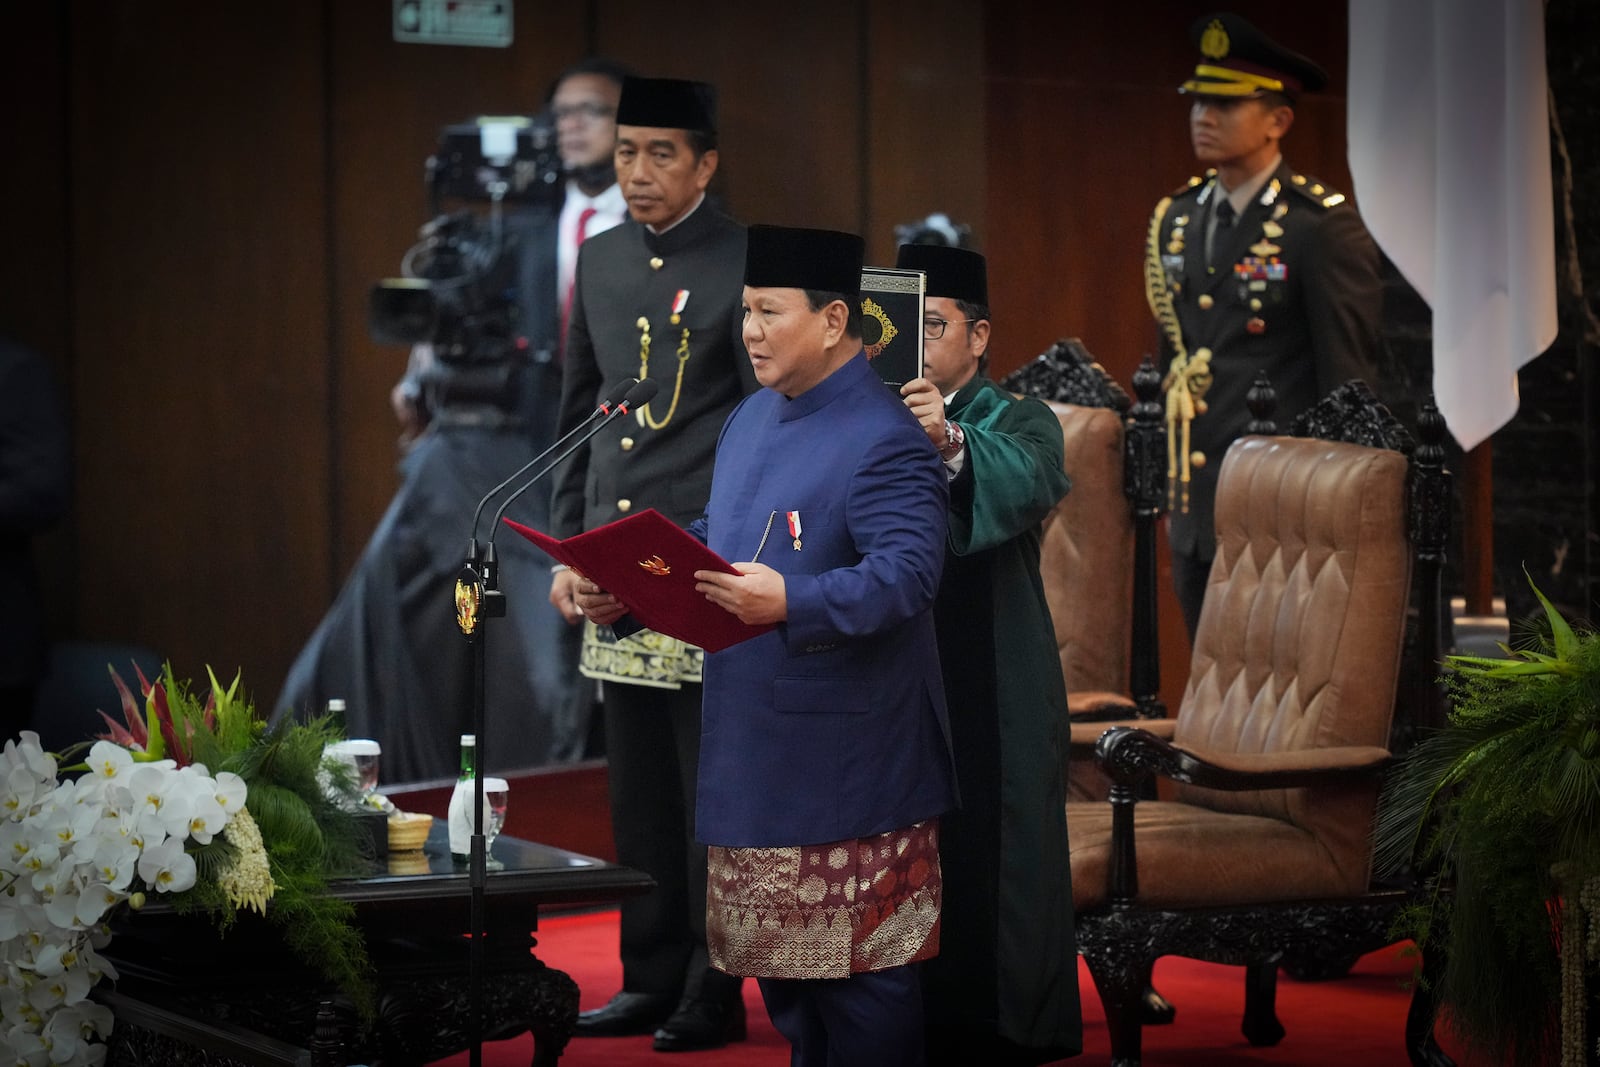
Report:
0,336,70,741
278,60,634,780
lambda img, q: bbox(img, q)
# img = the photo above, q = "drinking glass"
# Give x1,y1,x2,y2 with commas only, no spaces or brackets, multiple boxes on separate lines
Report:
326,739,382,799
482,777,510,851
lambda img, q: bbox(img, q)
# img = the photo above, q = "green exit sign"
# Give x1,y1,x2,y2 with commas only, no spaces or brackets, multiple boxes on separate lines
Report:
393,0,513,48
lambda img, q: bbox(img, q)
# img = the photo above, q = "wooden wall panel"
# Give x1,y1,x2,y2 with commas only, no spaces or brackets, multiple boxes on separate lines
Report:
67,4,334,692
593,0,864,232
863,0,986,265
0,6,74,640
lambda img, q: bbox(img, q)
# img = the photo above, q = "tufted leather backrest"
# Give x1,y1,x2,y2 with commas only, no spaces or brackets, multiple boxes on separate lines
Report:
1173,435,1410,884
1040,402,1132,698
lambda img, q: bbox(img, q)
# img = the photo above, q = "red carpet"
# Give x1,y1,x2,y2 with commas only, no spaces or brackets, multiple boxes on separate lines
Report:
429,908,1493,1066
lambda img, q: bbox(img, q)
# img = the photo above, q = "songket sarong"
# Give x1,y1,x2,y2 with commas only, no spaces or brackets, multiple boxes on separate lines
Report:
706,819,941,980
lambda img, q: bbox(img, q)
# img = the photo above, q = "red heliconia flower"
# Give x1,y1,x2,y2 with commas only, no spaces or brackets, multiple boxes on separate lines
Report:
96,665,150,749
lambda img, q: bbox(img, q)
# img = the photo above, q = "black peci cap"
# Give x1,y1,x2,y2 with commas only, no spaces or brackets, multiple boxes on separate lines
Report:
895,244,988,307
615,76,718,132
1179,13,1327,100
744,225,865,301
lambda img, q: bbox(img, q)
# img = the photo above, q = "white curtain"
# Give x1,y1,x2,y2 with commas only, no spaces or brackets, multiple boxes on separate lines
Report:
1347,0,1558,451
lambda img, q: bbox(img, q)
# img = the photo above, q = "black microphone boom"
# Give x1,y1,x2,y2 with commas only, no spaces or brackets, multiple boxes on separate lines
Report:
467,376,637,541
451,374,653,1067
487,377,660,541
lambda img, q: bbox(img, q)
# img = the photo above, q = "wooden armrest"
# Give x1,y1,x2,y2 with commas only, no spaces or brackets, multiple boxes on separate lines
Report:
1068,691,1137,721
1094,725,1391,790
1068,717,1175,757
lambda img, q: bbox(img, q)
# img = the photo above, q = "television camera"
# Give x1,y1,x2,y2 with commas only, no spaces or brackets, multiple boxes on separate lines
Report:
369,114,563,418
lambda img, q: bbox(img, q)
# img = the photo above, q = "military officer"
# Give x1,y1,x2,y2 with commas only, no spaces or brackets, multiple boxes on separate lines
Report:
1150,11,1382,640
549,75,755,1051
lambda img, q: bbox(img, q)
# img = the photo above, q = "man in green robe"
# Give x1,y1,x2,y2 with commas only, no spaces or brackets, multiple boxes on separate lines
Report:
896,243,1081,1063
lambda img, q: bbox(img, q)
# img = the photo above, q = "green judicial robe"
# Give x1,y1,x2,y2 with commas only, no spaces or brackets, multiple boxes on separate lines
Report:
921,374,1082,1064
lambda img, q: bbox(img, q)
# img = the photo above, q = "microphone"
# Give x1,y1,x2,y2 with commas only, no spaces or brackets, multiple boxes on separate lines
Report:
468,377,637,542
487,377,660,543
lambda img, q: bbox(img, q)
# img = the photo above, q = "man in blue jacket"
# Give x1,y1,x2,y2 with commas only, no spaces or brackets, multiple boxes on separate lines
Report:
576,225,958,1066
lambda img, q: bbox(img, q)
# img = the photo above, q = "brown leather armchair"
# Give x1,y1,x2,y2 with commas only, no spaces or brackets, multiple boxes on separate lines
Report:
1065,383,1453,1067
1004,342,1167,801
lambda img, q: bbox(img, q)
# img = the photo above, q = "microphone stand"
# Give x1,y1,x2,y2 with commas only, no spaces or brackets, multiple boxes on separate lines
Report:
452,379,656,1066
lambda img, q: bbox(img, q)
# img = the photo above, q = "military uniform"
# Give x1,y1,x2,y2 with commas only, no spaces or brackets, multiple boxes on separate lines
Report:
1151,162,1381,559
1153,12,1384,638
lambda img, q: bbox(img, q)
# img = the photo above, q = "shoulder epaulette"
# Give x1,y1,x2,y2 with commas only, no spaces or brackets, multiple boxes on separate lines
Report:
1169,173,1207,198
1286,172,1348,209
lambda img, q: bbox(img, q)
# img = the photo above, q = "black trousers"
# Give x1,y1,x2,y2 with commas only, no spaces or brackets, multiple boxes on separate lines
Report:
1169,546,1213,646
759,966,924,1067
602,680,739,1002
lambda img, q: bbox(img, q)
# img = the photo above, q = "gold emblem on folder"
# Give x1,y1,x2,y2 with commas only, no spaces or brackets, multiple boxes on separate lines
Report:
638,555,672,576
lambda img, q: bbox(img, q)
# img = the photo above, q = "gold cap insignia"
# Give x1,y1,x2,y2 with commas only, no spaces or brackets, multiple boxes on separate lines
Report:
1200,19,1230,60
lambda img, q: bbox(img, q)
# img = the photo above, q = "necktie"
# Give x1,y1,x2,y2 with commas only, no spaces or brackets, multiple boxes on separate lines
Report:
560,205,599,359
1209,199,1236,266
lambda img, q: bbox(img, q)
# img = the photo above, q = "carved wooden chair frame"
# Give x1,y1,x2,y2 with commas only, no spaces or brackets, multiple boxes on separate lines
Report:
1003,340,1168,724
1073,379,1455,1067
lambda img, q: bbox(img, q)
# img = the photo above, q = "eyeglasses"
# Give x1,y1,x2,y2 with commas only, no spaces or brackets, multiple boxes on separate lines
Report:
552,102,616,123
923,317,975,340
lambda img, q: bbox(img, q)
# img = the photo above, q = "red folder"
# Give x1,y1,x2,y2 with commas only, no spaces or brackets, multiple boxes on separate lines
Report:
502,509,773,653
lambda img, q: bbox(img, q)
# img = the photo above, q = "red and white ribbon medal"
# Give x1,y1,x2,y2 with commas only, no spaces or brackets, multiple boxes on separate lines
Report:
786,510,802,550
669,289,690,325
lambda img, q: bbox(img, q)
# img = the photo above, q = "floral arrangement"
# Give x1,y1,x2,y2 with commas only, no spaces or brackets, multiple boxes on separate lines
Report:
1376,575,1600,1067
0,665,372,1066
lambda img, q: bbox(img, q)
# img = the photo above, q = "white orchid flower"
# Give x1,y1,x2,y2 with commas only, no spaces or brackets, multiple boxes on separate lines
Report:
1,733,56,784
210,771,247,814
40,1000,112,1064
79,837,137,894
1,1022,49,1066
183,792,228,846
135,837,196,894
81,743,133,786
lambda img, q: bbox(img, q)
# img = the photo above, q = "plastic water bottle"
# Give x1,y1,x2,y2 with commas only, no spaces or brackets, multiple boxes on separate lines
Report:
446,733,477,861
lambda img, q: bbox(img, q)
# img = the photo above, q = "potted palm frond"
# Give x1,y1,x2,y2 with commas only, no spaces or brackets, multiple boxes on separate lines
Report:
1376,575,1600,1067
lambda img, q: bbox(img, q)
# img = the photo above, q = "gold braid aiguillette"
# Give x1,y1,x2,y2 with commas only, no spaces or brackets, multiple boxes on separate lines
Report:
1146,194,1210,513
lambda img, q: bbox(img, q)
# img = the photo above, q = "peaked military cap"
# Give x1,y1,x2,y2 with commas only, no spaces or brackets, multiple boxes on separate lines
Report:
895,244,988,307
616,76,718,133
744,225,864,301
1179,12,1328,100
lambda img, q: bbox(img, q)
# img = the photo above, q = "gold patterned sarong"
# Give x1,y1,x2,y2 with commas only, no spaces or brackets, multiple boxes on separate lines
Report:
706,820,941,980
578,621,703,689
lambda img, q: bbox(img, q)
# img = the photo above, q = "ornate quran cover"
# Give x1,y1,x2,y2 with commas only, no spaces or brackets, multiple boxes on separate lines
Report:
860,266,925,390
501,509,773,653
